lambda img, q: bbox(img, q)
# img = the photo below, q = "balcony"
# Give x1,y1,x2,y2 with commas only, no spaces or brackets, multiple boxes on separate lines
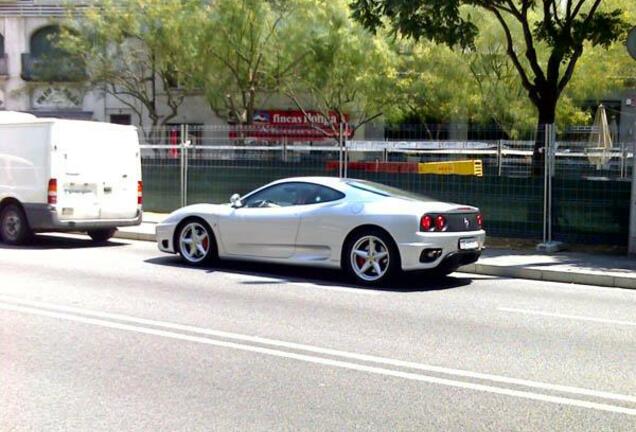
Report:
21,53,86,82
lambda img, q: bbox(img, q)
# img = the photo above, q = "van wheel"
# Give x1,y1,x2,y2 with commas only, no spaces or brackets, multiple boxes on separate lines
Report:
88,228,117,243
0,204,32,245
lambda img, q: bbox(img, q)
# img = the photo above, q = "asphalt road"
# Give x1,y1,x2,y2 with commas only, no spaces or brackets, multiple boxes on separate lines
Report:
1,234,635,431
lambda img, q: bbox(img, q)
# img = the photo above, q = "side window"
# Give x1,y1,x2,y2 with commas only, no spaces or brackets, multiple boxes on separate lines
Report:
243,183,300,208
299,185,345,205
242,182,345,208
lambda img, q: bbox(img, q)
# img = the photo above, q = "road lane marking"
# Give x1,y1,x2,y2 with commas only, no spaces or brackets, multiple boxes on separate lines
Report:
1,296,636,412
1,302,635,416
499,307,636,327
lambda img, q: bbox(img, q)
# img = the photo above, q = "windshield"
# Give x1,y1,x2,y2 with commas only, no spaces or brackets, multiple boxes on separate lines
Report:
345,180,434,202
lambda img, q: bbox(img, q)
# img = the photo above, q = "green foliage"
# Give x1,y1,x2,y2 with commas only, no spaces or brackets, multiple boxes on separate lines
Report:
350,0,631,132
193,0,315,124
54,0,634,139
351,0,478,48
284,0,394,135
59,0,202,134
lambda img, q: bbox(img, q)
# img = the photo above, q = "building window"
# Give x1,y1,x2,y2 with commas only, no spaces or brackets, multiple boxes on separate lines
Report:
31,26,63,58
110,114,132,125
22,25,85,82
0,33,7,77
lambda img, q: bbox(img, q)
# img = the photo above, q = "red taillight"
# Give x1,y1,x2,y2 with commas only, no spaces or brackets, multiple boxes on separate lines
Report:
476,213,483,228
435,215,447,231
421,214,447,232
47,178,57,205
420,215,433,231
137,181,143,206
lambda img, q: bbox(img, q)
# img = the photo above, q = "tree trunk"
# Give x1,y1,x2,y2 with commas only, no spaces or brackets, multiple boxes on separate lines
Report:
531,97,557,176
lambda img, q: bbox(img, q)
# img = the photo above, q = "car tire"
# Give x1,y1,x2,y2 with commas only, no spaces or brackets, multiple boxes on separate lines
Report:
175,218,217,266
0,204,33,245
88,228,117,243
343,228,400,286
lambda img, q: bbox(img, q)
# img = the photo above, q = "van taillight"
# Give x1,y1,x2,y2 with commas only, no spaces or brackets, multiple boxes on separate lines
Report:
137,181,143,205
47,179,57,205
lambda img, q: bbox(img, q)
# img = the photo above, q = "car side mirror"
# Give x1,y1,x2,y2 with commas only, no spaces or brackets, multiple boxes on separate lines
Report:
230,193,243,208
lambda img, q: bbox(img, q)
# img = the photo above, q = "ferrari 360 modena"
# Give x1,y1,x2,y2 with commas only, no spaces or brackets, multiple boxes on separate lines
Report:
155,177,486,285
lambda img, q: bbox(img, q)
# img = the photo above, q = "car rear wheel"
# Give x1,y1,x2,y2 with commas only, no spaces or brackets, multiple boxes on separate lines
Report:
176,219,216,266
0,204,32,245
88,228,117,243
343,229,400,286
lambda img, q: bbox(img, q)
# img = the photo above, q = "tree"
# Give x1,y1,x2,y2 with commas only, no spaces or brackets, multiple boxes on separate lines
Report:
381,40,483,138
351,0,630,172
284,0,393,146
59,0,201,141
194,0,313,125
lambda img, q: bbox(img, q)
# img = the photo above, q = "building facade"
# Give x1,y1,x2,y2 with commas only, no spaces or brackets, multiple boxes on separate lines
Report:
0,0,220,135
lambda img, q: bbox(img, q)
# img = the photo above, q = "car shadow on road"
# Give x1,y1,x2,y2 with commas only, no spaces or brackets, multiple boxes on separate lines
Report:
0,234,127,250
144,256,473,293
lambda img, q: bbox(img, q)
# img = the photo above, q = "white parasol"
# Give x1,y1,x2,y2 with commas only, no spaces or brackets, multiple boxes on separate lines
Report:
586,104,613,170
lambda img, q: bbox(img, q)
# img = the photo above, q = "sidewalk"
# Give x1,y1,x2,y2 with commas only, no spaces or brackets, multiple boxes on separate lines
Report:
115,213,636,290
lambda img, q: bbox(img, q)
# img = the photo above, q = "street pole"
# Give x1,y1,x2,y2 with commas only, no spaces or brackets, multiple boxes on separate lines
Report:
626,27,636,254
629,138,636,254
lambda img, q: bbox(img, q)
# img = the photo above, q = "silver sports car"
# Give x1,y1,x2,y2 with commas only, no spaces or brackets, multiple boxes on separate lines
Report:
155,177,486,285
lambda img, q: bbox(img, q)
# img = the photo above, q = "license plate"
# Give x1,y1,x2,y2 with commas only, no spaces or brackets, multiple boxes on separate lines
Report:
459,238,479,250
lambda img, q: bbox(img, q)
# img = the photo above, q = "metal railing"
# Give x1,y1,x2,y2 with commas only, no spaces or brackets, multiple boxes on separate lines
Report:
137,124,634,246
0,1,91,17
21,52,86,82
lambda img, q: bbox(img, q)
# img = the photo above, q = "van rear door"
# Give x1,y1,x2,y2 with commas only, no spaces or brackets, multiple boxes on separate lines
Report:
53,121,140,221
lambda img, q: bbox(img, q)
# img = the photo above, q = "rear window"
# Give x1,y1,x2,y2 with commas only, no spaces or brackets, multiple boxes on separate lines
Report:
346,180,433,202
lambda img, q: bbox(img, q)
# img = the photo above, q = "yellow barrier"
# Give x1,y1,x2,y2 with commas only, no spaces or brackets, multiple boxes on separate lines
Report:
417,160,483,177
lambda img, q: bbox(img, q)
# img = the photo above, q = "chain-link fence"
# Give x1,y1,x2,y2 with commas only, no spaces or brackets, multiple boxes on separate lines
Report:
139,124,634,246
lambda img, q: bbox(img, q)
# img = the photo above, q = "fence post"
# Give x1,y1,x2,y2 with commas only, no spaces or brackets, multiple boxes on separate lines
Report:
629,140,636,254
620,141,626,179
542,126,549,245
282,136,288,162
179,124,189,208
183,143,189,207
179,141,185,208
537,124,563,252
338,122,345,178
496,139,503,176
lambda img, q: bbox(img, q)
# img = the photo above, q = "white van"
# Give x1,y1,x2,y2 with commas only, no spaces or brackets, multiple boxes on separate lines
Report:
0,112,142,244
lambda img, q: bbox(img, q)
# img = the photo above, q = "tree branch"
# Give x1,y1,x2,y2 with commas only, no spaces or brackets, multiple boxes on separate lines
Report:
487,6,539,104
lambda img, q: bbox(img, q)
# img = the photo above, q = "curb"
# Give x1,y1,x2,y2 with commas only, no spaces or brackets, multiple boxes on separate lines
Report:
458,263,636,290
115,230,635,290
114,230,156,242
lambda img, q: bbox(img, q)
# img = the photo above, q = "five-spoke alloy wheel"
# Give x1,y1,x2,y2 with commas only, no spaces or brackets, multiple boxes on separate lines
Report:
177,219,216,265
344,229,399,286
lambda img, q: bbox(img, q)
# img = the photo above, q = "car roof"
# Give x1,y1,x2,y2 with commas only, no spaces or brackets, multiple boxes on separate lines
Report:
268,176,350,191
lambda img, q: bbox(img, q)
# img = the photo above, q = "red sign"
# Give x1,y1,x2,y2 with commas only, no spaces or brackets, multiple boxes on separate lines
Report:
230,110,351,141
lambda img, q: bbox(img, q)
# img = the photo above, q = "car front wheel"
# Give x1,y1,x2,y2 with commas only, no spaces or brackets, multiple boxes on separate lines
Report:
343,229,400,286
176,219,216,266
